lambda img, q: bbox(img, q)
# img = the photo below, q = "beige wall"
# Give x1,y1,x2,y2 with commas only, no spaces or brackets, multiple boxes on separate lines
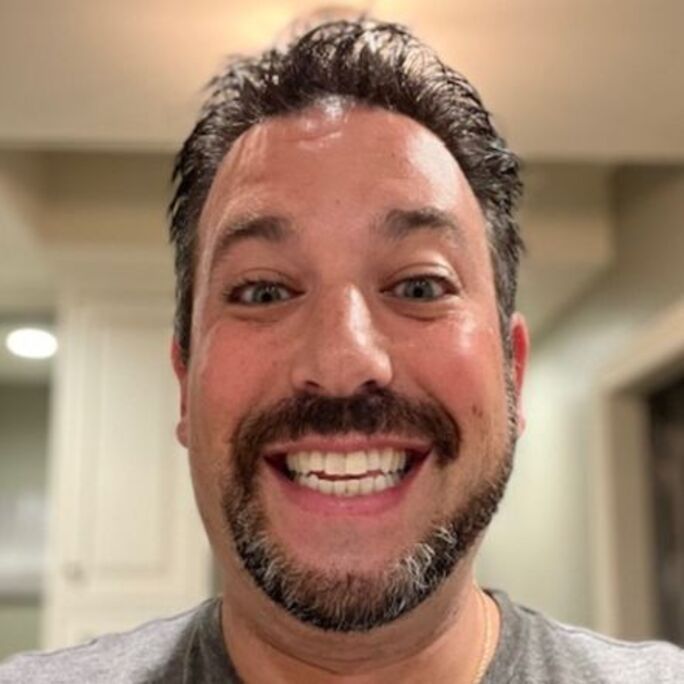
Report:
478,166,684,629
40,152,172,247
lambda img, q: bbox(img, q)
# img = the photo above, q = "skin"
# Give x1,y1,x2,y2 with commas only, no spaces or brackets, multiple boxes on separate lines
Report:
172,103,529,682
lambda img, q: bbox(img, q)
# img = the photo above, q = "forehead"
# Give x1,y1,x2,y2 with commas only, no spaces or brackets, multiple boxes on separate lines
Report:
197,103,486,254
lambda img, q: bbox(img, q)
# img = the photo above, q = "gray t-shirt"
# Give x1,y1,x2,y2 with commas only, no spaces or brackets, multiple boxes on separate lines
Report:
1,590,682,683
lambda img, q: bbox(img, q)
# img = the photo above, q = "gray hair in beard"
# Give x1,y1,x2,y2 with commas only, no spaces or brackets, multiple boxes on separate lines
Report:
220,381,518,632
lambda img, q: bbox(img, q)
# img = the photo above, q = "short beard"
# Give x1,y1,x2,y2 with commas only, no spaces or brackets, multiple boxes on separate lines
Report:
221,383,517,633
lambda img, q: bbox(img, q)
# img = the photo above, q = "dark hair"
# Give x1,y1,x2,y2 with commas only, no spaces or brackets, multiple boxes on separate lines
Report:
169,17,524,363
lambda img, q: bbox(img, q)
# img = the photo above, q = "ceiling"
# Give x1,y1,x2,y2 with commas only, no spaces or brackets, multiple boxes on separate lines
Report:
0,0,682,159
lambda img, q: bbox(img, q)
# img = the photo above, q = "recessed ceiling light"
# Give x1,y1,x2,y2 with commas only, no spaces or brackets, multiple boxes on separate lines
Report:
5,328,58,360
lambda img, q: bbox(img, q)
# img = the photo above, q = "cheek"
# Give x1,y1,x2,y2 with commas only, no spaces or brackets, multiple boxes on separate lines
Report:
186,323,285,535
188,322,283,450
396,314,506,432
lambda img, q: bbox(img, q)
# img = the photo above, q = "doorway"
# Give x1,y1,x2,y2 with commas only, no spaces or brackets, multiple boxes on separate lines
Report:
593,299,684,640
648,374,684,645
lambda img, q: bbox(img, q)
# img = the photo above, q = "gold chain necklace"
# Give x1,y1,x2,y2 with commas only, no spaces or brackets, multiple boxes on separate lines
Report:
471,587,494,684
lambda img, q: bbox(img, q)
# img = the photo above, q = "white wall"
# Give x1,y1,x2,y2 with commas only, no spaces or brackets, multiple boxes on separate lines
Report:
478,166,684,629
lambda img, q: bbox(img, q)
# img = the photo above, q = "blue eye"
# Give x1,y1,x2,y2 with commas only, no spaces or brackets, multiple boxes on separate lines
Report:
388,276,454,300
226,280,294,305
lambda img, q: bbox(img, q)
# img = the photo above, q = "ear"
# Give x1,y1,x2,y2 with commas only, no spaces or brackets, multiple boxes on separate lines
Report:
171,337,189,448
508,312,529,437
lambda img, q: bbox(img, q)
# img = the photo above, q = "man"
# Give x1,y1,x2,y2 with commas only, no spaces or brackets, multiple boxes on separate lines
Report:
1,14,682,684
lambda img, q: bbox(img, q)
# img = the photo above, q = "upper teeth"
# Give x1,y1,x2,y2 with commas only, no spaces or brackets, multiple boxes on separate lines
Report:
286,448,407,477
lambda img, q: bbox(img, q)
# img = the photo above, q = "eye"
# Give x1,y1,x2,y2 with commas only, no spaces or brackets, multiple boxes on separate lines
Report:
225,279,296,306
387,275,457,301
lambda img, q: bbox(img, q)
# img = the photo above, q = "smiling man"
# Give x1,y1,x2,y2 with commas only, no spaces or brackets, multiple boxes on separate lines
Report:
2,13,683,684
174,100,522,680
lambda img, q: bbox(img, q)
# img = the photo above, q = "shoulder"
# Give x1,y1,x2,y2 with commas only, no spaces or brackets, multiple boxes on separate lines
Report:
517,603,683,683
0,600,218,684
489,590,684,683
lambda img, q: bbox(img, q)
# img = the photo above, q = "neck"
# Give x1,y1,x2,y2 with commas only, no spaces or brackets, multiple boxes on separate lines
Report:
220,566,500,684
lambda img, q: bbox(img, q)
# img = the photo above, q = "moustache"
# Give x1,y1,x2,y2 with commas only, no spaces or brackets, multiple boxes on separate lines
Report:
229,386,462,492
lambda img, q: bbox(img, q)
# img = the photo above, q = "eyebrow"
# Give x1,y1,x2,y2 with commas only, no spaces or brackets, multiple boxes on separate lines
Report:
209,205,464,273
209,214,295,273
381,207,465,243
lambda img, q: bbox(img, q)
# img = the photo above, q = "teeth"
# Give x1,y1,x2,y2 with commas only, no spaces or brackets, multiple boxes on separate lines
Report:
378,448,391,472
345,451,367,476
368,449,380,470
324,452,346,476
295,472,399,497
332,480,346,496
284,447,414,496
345,479,360,496
309,451,323,471
286,448,408,478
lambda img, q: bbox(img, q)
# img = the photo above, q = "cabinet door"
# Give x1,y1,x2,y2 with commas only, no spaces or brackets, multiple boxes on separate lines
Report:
43,296,211,649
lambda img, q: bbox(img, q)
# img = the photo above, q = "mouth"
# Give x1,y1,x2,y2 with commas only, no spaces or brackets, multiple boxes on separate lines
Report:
265,445,430,498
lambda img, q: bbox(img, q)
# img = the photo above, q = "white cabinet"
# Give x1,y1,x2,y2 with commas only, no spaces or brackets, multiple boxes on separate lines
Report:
43,292,211,649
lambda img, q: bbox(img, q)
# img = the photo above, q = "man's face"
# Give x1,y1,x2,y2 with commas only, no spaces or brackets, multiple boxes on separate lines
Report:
173,103,527,631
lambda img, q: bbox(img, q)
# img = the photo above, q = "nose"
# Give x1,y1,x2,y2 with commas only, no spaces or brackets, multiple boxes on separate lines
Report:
290,286,393,396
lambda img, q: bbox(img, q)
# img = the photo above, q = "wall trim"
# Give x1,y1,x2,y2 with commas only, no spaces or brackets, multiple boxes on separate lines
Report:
592,297,684,638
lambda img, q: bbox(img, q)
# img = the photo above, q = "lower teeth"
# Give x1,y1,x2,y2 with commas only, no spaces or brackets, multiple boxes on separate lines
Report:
295,472,401,496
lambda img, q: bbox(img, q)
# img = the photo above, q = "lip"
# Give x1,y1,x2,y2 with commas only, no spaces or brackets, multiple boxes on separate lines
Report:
262,446,431,517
